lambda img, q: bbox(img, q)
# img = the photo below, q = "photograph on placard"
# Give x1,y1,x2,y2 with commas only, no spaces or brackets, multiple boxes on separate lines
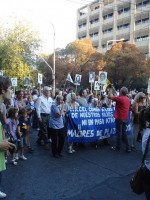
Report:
89,72,95,83
38,73,43,84
94,81,100,90
74,74,82,86
101,84,107,92
11,78,17,87
0,70,3,76
24,77,30,86
147,77,150,94
98,71,107,85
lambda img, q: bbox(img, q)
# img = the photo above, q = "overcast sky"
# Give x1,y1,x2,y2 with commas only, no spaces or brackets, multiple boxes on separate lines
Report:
0,0,90,53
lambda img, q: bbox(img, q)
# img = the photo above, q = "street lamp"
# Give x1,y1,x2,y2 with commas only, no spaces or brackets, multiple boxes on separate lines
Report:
48,20,56,96
106,38,125,51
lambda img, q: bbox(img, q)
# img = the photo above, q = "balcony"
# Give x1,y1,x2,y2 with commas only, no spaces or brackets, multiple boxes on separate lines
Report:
136,23,149,31
135,40,149,48
90,22,99,29
103,32,113,39
79,26,87,33
90,9,99,17
117,27,130,35
90,35,99,42
118,12,130,21
103,17,113,24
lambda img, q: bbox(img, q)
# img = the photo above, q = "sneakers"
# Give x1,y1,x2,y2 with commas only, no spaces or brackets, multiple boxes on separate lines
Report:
15,153,19,160
0,191,7,199
11,160,18,165
20,155,27,160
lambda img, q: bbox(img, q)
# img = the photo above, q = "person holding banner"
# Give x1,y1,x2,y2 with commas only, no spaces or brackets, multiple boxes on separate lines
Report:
49,95,65,158
77,89,88,107
64,93,79,154
108,87,131,152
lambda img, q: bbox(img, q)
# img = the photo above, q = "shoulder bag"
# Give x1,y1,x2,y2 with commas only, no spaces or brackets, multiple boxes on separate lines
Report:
130,135,150,195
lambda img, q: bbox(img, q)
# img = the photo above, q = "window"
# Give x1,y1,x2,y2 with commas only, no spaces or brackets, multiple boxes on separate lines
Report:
118,9,123,15
124,23,129,28
94,32,98,36
124,39,129,43
90,33,93,37
95,18,99,23
79,24,82,28
83,23,86,27
124,7,130,13
102,44,106,48
136,35,149,42
82,35,86,39
143,0,150,6
142,18,149,23
95,6,99,10
108,13,113,18
108,28,113,32
136,2,142,8
136,20,141,25
118,25,123,30
103,15,107,20
90,20,93,24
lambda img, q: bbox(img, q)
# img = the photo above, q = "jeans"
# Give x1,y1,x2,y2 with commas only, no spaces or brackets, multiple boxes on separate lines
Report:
115,119,129,150
50,128,65,156
142,167,150,200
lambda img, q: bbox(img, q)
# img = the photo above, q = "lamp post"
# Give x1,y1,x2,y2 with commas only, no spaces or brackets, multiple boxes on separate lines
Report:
106,38,125,51
48,20,56,96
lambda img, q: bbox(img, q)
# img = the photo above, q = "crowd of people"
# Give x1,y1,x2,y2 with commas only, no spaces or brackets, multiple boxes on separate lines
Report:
0,75,150,199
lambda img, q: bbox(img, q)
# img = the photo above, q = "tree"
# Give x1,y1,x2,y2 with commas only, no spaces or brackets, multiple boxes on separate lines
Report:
104,42,149,89
0,20,41,87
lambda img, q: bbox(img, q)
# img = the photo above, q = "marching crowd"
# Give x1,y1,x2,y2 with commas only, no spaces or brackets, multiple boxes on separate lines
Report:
0,75,150,199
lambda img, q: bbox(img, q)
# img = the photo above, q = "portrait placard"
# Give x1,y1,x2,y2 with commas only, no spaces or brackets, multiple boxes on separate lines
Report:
38,73,43,84
89,72,95,83
24,77,30,86
74,74,82,86
11,78,17,87
98,71,107,85
94,81,100,90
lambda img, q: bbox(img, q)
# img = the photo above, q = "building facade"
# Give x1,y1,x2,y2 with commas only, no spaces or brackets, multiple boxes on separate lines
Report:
76,0,150,56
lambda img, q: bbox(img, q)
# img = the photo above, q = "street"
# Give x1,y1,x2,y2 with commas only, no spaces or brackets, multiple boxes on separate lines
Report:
3,129,146,200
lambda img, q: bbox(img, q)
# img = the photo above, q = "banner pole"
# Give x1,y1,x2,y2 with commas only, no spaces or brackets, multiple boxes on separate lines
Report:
91,82,92,94
14,86,15,95
39,84,41,96
75,85,77,94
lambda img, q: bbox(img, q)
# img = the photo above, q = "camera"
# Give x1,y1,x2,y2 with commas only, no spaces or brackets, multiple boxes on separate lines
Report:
6,132,16,154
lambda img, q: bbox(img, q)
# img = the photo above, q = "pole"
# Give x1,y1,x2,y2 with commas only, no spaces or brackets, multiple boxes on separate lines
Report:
13,86,15,96
53,29,56,96
39,84,41,96
75,85,78,94
91,82,92,94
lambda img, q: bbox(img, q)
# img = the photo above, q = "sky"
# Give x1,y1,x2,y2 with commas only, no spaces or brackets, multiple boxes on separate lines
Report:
0,0,90,53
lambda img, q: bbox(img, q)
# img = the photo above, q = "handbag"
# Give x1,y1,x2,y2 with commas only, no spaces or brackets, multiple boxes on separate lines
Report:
130,135,150,195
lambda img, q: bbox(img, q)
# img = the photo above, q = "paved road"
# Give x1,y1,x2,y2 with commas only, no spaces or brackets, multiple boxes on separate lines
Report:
3,129,146,200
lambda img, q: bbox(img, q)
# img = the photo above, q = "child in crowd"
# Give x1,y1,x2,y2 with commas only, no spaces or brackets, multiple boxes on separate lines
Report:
16,108,28,160
25,95,34,152
6,108,18,165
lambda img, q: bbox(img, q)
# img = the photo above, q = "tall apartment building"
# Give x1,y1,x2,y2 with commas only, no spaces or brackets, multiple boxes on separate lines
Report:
76,0,150,56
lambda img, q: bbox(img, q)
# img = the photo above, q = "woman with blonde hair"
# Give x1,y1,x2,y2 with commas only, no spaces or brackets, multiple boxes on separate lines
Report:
131,92,146,150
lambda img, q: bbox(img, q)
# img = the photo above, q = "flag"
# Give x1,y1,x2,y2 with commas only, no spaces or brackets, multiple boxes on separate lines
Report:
66,73,73,83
